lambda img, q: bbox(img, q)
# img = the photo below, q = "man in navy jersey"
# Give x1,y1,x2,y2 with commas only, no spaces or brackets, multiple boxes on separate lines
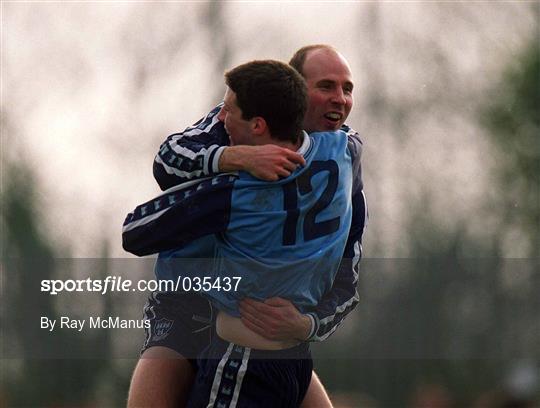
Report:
124,58,361,407
127,45,367,407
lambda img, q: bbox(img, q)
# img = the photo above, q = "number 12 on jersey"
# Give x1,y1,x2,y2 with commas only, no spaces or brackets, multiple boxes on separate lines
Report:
282,160,340,246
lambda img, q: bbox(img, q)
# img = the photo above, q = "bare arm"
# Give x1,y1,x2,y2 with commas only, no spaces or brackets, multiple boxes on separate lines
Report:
219,145,305,181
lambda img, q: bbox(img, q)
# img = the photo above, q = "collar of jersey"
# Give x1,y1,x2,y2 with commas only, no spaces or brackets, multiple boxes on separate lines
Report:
296,131,312,157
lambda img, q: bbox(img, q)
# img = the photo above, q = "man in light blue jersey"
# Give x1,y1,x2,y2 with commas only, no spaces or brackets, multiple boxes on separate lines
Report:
124,59,362,407
127,45,367,408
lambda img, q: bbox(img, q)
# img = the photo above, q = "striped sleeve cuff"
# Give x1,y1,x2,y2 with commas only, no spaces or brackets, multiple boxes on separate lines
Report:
211,146,227,174
305,313,318,341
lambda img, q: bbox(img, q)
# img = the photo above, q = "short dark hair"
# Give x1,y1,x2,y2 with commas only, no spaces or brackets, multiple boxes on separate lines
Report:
224,60,307,143
289,44,337,77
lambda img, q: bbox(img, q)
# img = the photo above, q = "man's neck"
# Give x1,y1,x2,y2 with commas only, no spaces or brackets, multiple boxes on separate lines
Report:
259,132,303,152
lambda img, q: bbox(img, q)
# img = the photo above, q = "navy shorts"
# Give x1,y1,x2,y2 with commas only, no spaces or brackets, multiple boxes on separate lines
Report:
141,291,214,367
187,334,313,408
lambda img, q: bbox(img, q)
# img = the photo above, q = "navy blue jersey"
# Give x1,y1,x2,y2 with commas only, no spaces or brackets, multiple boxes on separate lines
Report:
154,105,229,189
124,131,358,317
152,105,367,341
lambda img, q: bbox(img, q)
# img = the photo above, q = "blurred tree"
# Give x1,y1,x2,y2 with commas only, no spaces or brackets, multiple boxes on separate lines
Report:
0,160,113,406
481,38,540,256
314,34,539,407
203,1,232,103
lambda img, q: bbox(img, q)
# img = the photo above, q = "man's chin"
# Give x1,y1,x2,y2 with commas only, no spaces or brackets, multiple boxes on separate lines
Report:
305,120,342,133
322,118,343,131
324,123,342,132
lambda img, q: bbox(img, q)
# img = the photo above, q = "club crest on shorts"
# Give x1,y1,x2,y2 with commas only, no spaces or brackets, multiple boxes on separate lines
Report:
152,318,174,341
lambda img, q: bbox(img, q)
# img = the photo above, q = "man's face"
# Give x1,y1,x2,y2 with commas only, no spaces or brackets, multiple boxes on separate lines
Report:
301,48,354,133
217,88,253,146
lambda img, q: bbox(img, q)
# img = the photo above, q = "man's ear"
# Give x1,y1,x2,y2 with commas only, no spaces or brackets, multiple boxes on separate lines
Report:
251,117,268,135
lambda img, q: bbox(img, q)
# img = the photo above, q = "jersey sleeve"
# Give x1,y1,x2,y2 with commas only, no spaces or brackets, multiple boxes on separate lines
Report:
306,126,368,342
153,104,231,191
122,175,236,256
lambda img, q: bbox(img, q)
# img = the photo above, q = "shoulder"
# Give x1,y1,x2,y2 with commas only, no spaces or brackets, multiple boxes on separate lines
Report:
307,130,350,156
340,124,363,144
339,124,363,160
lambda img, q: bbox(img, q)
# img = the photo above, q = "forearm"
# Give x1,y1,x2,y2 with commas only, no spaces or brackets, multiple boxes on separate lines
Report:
218,144,306,181
218,146,252,172
306,264,360,342
122,175,235,256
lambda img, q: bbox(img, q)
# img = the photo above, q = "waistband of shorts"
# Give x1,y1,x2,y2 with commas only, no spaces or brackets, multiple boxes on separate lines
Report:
215,334,310,360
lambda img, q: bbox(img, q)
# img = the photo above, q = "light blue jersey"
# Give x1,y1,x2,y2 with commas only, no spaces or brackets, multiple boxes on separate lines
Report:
123,130,359,317
211,131,353,315
154,235,217,282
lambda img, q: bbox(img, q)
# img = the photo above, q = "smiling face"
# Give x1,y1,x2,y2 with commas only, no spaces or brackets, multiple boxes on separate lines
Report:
301,48,354,133
217,87,254,146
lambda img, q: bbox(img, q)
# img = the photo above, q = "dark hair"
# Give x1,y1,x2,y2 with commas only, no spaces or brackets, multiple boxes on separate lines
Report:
224,60,307,143
289,44,337,77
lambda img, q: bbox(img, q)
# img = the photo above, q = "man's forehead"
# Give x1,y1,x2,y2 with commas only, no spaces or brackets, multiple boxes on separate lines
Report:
303,48,353,83
223,88,237,105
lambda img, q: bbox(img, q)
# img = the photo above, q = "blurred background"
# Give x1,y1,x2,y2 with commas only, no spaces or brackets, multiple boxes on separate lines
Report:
1,2,539,407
